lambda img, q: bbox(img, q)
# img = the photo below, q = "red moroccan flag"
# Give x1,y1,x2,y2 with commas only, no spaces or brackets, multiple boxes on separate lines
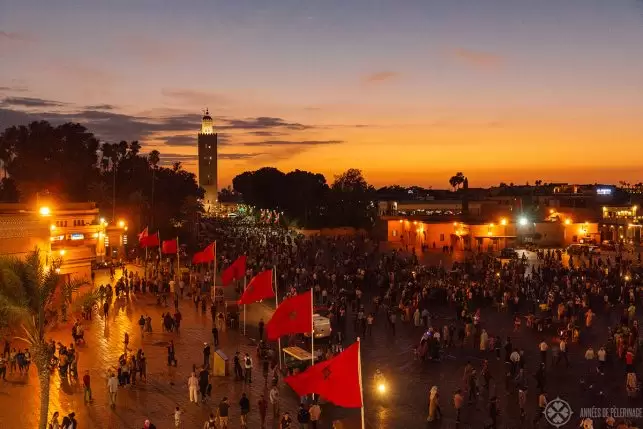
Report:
162,238,178,254
285,341,363,408
238,269,274,305
140,231,160,247
200,242,216,263
266,290,312,340
221,255,247,286
192,251,203,264
138,227,149,241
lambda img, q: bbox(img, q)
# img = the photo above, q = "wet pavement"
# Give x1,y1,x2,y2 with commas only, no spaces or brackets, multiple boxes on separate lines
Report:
1,265,641,429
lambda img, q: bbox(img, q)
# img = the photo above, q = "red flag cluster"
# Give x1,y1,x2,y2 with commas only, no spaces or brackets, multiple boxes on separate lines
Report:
286,341,363,408
238,269,274,304
221,256,247,286
266,290,313,340
138,227,160,248
192,242,216,264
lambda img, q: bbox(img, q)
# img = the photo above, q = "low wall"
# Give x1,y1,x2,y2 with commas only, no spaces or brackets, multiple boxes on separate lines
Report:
295,227,369,237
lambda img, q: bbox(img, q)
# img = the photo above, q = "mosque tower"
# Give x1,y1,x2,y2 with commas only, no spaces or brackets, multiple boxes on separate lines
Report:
197,109,218,210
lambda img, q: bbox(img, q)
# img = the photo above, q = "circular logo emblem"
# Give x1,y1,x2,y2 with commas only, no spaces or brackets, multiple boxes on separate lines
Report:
545,397,573,427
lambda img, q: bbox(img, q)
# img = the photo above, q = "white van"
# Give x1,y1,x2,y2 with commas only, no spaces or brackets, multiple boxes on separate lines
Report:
304,314,331,339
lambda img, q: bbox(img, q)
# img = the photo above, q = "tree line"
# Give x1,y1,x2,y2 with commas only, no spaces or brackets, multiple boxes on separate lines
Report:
0,121,204,245
227,167,377,229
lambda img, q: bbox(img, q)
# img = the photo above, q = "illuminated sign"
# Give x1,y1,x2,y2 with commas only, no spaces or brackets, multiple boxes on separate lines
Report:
71,233,84,240
596,188,612,195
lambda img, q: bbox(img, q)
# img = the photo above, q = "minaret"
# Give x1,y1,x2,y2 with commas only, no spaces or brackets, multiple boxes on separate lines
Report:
197,109,218,210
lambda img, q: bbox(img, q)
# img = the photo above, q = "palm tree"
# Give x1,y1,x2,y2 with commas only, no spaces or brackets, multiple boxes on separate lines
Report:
59,277,88,322
448,172,466,191
148,150,160,228
0,249,61,429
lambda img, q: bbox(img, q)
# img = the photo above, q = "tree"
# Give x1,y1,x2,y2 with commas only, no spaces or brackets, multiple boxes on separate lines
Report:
0,250,61,429
148,150,160,228
0,177,20,202
1,121,100,200
328,168,376,228
449,172,466,191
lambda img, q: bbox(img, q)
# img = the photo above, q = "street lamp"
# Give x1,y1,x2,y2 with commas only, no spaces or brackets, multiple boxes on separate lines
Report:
518,217,528,226
39,206,51,216
118,220,125,228
500,218,507,226
59,249,66,256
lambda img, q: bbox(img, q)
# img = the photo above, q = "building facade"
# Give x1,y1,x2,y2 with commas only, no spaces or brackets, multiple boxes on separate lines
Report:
198,109,218,210
0,202,109,281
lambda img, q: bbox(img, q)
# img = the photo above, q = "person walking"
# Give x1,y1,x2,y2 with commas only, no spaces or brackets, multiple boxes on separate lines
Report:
453,389,464,427
258,394,268,428
239,392,250,428
297,403,311,429
82,370,92,403
217,397,230,429
203,343,211,369
211,326,219,348
309,401,321,429
558,338,569,367
270,385,280,423
258,318,265,341
203,413,216,429
188,372,199,403
244,353,253,384
107,371,118,408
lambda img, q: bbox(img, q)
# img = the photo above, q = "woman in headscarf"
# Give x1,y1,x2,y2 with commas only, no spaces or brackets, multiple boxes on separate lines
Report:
427,386,441,422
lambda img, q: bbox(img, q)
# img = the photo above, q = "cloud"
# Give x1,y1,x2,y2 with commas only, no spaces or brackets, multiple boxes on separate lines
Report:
1,97,67,108
162,89,229,106
449,48,504,69
220,152,263,160
247,130,284,137
362,71,398,83
162,133,230,147
0,31,31,42
243,139,343,147
84,104,115,110
0,85,28,93
156,152,261,166
222,117,310,131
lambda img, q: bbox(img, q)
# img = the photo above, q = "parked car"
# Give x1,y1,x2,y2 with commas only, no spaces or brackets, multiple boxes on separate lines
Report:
600,240,616,251
91,260,111,270
500,248,518,259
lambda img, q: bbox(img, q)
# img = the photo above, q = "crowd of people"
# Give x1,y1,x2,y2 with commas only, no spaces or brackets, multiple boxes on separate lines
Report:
2,217,641,428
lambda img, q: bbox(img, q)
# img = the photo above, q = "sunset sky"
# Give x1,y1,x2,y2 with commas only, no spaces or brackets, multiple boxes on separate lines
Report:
1,0,643,189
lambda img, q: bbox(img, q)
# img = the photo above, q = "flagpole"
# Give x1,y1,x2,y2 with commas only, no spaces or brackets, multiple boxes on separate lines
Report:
310,287,315,367
144,246,148,280
176,237,180,282
357,337,365,429
243,274,247,336
275,266,282,369
212,242,216,302
157,230,161,278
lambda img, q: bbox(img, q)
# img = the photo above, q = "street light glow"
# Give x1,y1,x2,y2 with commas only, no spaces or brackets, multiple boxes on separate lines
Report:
118,220,125,228
59,249,66,256
39,206,51,216
500,218,507,226
518,217,528,226
565,218,572,225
